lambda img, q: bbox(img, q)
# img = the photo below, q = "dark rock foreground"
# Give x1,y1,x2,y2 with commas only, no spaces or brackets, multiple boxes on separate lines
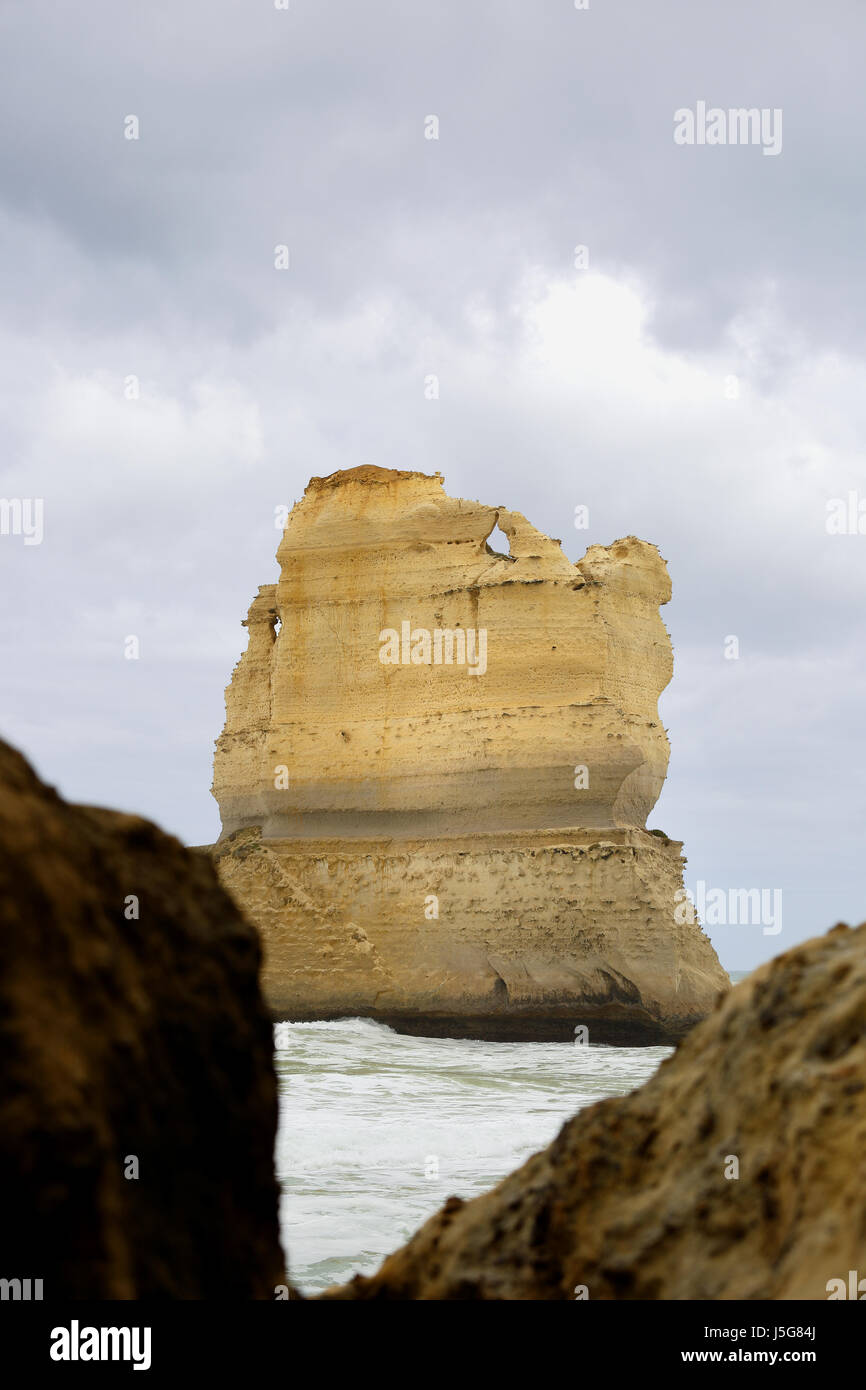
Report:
0,739,284,1298
321,920,866,1300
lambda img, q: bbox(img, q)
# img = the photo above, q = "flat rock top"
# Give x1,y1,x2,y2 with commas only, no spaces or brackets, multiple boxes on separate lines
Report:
306,465,444,491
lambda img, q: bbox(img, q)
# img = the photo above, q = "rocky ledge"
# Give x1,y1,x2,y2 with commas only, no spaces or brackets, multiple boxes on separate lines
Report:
321,920,866,1300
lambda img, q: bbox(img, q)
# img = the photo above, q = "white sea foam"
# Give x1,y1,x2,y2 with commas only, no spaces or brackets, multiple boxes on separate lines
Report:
273,1018,671,1294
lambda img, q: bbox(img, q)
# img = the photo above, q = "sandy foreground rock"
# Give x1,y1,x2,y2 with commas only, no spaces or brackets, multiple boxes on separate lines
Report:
320,921,866,1300
0,738,284,1299
210,465,728,1043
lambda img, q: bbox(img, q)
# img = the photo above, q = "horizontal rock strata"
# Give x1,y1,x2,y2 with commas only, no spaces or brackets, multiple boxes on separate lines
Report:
212,826,723,1044
210,466,728,1042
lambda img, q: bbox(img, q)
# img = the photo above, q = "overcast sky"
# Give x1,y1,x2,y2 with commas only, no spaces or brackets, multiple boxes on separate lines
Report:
1,0,864,970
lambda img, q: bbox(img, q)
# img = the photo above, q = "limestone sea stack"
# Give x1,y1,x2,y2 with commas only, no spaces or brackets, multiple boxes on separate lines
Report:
211,466,728,1043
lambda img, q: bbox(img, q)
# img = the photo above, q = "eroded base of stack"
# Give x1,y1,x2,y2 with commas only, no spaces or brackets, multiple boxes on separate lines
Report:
208,826,729,1046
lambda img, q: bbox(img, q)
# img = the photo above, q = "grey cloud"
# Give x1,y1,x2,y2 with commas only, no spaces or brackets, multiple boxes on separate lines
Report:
1,0,864,971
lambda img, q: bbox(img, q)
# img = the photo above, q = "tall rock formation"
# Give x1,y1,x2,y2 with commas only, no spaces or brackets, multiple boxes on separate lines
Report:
211,466,728,1043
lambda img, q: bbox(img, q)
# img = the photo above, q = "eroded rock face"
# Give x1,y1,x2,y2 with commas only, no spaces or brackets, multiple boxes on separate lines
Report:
0,738,284,1299
211,466,728,1042
320,922,866,1301
215,466,674,838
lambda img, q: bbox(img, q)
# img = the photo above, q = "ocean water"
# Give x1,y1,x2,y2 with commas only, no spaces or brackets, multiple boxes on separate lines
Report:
273,1018,674,1294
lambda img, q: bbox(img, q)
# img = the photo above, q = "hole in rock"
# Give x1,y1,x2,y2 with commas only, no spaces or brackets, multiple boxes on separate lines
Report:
486,524,512,558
